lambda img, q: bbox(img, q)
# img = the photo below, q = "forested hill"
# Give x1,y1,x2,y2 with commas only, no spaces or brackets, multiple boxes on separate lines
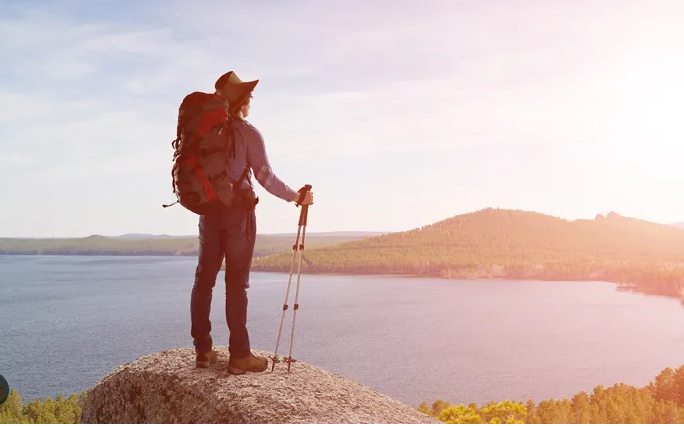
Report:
252,208,684,299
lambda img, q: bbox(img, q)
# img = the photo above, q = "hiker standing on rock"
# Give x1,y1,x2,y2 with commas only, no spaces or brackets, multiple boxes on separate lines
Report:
188,71,314,374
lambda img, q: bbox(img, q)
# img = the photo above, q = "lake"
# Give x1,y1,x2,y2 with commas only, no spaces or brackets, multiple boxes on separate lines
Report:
1,255,684,407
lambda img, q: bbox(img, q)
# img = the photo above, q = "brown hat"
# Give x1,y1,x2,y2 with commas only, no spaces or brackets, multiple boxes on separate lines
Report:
214,71,259,114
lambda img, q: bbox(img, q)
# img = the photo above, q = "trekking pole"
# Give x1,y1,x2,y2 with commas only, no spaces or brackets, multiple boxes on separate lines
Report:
269,213,303,371
284,197,309,373
270,185,312,373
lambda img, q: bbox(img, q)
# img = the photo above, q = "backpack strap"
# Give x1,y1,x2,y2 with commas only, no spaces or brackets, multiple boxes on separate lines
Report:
184,156,218,202
236,164,250,185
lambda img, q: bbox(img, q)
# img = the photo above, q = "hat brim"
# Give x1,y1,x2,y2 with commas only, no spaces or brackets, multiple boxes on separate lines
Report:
229,80,259,113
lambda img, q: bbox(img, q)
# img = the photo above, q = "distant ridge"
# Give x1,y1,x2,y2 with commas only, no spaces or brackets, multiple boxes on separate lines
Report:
112,234,194,240
265,231,388,238
0,232,377,257
112,231,387,240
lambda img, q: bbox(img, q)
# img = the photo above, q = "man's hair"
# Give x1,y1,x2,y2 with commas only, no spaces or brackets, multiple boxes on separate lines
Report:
227,97,249,115
215,86,250,115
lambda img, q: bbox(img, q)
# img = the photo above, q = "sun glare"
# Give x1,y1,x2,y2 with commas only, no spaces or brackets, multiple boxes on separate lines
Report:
603,49,684,147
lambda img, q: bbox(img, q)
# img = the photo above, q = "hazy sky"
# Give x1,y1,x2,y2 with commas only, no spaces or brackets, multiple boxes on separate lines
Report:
2,0,684,237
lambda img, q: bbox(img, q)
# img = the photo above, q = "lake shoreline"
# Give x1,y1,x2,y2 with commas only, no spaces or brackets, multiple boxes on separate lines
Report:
4,252,681,304
250,266,684,304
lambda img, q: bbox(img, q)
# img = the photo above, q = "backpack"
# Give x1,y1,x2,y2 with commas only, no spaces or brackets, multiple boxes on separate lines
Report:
163,92,250,215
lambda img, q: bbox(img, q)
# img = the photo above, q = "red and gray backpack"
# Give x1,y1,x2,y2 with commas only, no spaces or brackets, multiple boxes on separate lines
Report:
162,92,250,215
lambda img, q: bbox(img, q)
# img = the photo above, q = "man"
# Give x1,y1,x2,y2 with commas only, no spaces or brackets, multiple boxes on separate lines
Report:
191,71,314,374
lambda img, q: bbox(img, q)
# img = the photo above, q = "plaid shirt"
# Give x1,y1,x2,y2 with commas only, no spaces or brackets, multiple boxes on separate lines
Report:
225,119,298,203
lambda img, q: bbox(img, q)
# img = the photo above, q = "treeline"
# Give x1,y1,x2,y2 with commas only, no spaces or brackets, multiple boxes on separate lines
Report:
0,390,86,424
419,365,684,424
0,234,364,258
5,365,684,423
0,235,200,256
252,209,684,301
253,257,684,300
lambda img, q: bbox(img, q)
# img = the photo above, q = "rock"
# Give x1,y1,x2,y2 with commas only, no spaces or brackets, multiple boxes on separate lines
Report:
81,347,440,424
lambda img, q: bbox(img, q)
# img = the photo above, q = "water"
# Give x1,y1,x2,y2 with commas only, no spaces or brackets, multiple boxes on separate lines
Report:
1,255,684,407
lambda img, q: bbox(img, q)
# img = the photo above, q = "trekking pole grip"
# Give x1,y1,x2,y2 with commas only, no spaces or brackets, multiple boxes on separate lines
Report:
296,185,312,227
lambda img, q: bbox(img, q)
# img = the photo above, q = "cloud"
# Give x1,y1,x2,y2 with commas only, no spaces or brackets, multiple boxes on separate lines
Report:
3,0,684,236
0,0,653,166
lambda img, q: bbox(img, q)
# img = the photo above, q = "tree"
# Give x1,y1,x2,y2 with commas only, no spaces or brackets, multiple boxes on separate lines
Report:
650,367,677,402
570,391,591,423
417,401,432,416
0,390,25,423
431,399,452,417
479,400,527,424
438,404,483,424
0,390,85,424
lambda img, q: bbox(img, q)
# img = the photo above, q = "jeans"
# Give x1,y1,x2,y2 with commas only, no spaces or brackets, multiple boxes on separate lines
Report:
190,199,256,358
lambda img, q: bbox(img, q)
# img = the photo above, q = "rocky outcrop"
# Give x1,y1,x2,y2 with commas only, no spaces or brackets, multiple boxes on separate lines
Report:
81,347,440,424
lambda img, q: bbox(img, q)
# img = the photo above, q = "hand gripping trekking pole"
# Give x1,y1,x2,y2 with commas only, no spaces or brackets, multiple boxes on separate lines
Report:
270,185,312,373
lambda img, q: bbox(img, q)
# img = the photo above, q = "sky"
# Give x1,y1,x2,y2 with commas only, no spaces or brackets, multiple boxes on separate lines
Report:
1,0,684,237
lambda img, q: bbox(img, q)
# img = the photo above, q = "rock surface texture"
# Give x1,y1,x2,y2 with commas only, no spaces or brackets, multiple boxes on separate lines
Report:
81,347,440,424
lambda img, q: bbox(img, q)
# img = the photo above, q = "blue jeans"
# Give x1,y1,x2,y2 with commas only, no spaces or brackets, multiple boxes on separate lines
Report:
190,199,256,358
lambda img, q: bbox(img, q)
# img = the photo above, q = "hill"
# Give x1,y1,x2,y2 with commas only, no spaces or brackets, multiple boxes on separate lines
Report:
0,233,373,258
252,208,684,300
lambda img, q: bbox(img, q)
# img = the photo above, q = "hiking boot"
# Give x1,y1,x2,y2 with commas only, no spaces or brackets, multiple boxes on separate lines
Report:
228,353,268,375
195,350,217,368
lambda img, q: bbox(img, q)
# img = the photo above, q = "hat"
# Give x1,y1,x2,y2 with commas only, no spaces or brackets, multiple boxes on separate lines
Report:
214,71,259,114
